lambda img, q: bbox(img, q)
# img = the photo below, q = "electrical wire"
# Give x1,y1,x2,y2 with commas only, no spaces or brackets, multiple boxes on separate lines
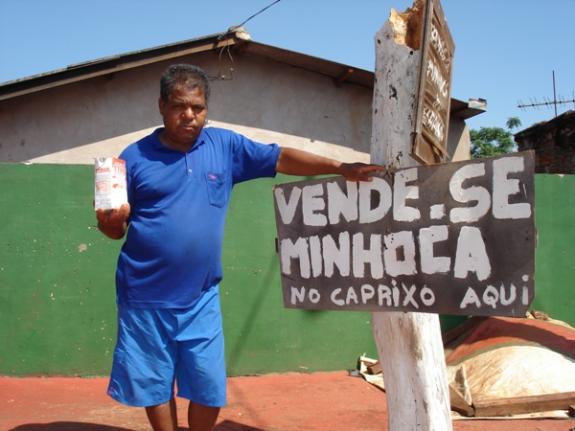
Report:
236,0,283,28
213,0,283,80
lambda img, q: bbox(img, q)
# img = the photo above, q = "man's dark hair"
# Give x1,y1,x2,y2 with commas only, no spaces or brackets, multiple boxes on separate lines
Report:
160,64,210,103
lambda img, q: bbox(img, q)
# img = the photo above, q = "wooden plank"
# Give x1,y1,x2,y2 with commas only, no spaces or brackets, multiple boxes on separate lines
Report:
366,361,382,375
449,384,475,417
474,392,575,417
412,0,455,164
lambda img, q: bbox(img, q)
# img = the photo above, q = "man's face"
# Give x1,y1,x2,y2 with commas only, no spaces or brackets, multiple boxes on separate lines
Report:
158,85,207,148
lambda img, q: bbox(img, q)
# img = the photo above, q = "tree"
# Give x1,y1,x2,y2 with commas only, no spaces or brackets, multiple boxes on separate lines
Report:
470,117,522,159
506,117,522,130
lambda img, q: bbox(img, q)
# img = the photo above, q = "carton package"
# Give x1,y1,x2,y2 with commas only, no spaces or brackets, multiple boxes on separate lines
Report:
94,157,128,210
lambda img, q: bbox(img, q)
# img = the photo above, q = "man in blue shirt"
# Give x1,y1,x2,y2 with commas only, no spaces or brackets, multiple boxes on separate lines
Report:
97,64,383,431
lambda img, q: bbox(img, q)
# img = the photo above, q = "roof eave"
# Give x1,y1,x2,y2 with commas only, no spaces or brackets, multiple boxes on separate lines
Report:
0,31,241,101
0,31,485,121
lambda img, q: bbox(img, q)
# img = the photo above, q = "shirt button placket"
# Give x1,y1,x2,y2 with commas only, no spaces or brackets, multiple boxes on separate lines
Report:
185,153,193,176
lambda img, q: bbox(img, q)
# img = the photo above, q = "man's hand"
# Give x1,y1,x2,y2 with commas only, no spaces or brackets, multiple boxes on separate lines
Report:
96,203,130,240
339,162,385,182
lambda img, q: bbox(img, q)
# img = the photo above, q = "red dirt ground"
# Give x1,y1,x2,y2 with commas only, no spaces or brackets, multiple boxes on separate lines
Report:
1,372,573,430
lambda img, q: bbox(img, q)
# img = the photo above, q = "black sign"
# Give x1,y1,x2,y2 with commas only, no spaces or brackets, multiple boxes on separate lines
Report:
273,152,535,316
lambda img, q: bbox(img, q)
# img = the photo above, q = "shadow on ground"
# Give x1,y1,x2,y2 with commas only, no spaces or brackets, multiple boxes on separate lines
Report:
215,420,265,430
9,423,134,431
9,420,265,431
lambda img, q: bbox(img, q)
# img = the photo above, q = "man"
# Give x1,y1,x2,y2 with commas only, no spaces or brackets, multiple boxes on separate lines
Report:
97,64,384,431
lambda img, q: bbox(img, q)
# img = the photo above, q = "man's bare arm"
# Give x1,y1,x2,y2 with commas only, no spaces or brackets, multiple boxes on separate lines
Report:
276,147,385,181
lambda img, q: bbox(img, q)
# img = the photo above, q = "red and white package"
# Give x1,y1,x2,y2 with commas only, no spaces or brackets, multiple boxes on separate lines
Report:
94,157,128,210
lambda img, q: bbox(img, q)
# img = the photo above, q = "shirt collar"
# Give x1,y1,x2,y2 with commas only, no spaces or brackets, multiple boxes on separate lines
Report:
151,127,207,153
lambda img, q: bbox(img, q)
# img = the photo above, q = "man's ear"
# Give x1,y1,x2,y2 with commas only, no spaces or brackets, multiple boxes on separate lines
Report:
158,97,165,116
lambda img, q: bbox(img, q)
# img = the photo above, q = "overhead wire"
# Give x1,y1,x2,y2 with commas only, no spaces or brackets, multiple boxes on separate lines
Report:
235,0,283,29
214,0,284,81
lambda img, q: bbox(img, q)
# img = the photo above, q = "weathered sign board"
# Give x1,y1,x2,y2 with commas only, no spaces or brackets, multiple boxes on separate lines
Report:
273,151,535,317
412,0,455,165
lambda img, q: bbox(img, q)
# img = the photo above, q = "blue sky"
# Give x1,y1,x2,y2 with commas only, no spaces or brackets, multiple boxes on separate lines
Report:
1,0,573,130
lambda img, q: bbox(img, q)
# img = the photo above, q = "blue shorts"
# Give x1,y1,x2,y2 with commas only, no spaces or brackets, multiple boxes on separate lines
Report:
107,285,226,407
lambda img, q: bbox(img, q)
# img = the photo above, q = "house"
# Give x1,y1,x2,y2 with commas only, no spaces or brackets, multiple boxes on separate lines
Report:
514,110,575,174
0,28,482,165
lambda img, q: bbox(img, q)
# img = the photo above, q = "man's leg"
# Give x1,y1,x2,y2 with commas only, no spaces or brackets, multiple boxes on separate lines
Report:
108,306,179,429
146,398,178,431
175,286,226,430
188,400,220,431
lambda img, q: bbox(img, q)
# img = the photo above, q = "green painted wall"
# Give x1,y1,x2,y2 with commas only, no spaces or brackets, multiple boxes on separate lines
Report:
531,174,575,322
0,165,573,376
0,164,120,375
221,175,378,375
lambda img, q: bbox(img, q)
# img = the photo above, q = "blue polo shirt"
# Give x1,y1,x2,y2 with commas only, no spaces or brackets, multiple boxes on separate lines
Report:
116,127,281,308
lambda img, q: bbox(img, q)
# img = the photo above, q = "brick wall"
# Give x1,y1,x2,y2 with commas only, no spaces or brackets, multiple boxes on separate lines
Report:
515,110,575,174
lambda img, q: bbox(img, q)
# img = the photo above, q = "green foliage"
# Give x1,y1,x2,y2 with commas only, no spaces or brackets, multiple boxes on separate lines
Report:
506,116,522,130
470,117,522,159
470,127,514,158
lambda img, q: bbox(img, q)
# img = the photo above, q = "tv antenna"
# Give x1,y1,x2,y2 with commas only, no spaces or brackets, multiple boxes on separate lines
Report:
517,70,575,117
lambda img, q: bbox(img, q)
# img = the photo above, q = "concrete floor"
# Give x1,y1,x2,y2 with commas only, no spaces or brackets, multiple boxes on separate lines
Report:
1,372,574,431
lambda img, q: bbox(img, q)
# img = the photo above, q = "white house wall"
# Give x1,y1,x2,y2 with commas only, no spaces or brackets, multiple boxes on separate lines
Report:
0,51,373,165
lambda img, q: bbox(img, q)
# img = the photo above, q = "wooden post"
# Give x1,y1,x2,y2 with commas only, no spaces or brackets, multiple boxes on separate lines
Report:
370,4,453,431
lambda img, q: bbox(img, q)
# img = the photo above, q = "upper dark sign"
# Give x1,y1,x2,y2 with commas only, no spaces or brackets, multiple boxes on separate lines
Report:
273,152,535,317
412,0,455,165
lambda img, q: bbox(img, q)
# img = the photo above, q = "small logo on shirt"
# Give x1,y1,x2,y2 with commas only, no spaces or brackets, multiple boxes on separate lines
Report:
207,173,219,181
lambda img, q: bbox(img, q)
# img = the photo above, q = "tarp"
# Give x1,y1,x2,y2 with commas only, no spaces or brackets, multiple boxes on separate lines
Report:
359,314,575,418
